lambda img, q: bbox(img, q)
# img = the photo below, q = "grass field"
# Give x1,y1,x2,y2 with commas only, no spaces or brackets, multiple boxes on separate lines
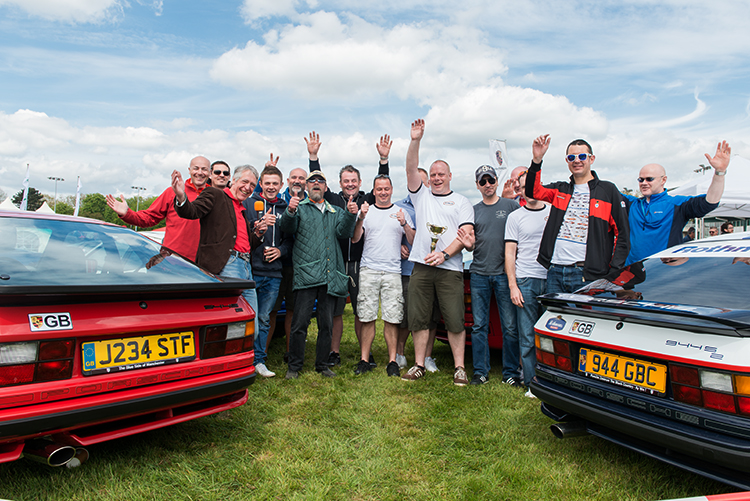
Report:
0,307,736,501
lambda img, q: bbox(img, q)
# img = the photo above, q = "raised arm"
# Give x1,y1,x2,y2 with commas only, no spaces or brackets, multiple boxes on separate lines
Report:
406,119,425,193
376,134,392,175
352,201,369,243
305,131,321,163
705,140,731,204
397,208,415,245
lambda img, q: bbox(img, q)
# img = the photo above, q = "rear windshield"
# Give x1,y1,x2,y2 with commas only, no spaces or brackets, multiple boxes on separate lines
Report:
581,255,750,311
0,216,219,286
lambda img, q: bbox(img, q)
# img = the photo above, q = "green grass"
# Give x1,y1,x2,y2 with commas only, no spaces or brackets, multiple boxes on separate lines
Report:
0,306,736,500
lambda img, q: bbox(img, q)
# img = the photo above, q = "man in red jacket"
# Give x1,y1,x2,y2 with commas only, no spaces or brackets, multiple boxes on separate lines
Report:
106,156,210,261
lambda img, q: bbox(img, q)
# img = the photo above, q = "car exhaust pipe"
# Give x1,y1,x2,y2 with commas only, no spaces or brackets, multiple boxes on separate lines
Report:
550,420,589,439
65,448,90,469
23,439,77,467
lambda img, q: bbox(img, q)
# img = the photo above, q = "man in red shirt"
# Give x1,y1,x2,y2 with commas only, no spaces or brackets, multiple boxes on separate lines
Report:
106,156,210,261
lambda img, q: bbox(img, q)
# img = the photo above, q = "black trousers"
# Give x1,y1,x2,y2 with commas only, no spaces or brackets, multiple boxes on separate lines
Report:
288,285,337,372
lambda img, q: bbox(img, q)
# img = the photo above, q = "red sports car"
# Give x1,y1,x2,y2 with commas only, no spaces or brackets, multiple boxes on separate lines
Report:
0,210,255,467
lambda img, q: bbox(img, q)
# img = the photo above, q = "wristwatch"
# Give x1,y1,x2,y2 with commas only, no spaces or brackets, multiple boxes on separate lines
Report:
442,251,450,261
715,169,727,176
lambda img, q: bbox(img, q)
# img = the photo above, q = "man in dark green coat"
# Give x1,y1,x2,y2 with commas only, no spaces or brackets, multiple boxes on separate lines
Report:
279,170,358,379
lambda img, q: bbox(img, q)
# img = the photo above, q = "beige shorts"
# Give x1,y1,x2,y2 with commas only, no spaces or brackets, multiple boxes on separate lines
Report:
358,267,404,324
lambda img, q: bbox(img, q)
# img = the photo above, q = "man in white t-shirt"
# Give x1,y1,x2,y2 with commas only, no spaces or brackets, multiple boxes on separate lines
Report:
401,119,475,386
505,171,550,396
352,175,415,377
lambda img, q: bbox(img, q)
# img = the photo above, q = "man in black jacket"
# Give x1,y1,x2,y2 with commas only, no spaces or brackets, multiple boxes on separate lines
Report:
525,135,630,294
304,131,392,366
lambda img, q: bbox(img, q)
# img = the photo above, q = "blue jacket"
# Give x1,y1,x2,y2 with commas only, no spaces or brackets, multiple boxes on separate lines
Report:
623,191,717,265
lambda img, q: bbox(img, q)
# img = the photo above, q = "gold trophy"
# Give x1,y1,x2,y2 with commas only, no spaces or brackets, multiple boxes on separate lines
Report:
427,223,447,252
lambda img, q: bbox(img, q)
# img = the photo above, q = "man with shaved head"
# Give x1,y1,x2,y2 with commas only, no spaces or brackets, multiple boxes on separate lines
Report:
622,141,731,265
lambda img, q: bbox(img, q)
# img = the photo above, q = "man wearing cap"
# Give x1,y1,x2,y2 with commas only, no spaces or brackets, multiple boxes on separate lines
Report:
466,164,520,386
279,170,358,379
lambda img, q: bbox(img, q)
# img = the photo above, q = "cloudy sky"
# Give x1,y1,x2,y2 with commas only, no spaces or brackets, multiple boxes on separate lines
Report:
1,0,749,204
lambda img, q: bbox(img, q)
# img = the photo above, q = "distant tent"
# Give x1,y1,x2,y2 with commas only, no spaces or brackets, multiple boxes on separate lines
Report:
0,198,20,211
671,155,750,218
35,201,55,214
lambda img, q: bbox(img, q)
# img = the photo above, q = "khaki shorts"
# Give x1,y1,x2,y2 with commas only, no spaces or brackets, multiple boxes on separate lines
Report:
358,267,403,324
408,263,465,333
399,275,440,330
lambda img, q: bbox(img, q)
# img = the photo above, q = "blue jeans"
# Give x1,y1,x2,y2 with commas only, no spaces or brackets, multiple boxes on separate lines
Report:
546,264,591,294
253,275,281,366
470,273,517,379
514,277,546,386
219,254,258,334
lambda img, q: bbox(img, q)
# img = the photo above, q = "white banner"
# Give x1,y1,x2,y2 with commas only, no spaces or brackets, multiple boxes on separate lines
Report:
74,176,82,216
489,139,512,185
20,164,30,211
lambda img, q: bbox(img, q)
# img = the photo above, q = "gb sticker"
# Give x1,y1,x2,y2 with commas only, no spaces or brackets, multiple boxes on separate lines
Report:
29,313,73,332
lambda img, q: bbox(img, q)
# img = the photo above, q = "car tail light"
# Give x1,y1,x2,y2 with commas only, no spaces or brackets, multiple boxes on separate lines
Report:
201,322,254,360
670,363,750,416
0,340,75,387
535,335,573,373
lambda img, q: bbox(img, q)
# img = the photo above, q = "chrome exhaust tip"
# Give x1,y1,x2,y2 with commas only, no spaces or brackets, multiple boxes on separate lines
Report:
23,439,77,467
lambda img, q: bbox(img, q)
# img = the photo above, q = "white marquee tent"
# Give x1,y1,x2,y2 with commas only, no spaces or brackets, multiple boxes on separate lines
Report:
670,155,750,219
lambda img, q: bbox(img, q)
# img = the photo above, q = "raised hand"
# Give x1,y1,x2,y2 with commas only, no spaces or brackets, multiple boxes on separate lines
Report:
501,179,515,199
359,201,370,220
532,134,551,163
305,131,321,159
377,134,392,159
410,119,425,141
263,212,277,227
456,226,475,251
347,195,358,214
396,208,405,226
705,140,731,173
105,194,129,216
171,170,186,203
265,153,280,168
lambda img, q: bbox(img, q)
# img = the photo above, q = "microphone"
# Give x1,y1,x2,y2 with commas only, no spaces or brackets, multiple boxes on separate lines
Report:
254,200,265,219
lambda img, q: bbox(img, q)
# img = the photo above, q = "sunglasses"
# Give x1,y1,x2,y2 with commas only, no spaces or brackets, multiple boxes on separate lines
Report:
308,177,326,184
637,176,663,183
565,153,592,162
213,169,230,176
478,176,497,186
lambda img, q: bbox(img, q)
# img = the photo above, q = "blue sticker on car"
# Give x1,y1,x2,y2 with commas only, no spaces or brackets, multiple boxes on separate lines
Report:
546,317,566,331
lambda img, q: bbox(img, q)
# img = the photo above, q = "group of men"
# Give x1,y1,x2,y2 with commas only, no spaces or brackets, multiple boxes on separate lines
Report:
105,120,733,391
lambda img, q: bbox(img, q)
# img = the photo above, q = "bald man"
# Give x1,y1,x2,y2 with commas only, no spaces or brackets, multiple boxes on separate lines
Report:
622,141,731,265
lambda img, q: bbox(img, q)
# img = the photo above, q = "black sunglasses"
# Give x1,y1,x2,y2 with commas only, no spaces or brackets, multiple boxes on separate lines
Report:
478,177,496,186
213,170,230,176
637,176,661,183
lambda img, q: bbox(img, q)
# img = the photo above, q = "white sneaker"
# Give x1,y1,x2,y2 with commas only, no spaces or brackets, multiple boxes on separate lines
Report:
525,389,537,399
424,356,439,373
256,363,276,378
395,354,407,369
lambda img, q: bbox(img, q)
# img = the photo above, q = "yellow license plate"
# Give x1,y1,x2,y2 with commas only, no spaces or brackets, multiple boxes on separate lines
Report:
82,332,195,375
578,348,666,394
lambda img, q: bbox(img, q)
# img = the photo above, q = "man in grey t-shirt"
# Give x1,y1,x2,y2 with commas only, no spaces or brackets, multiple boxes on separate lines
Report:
463,165,520,385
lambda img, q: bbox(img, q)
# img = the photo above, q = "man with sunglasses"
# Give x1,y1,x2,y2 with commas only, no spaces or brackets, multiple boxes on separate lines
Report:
622,141,731,265
106,155,209,262
466,165,520,386
280,170,358,379
209,161,231,189
526,135,630,294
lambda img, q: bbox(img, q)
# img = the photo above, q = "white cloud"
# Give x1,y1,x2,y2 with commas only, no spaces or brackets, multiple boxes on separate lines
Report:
241,0,298,22
0,0,124,23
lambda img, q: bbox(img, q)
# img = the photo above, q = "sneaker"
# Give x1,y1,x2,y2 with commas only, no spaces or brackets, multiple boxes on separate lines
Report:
502,377,524,389
285,370,299,380
470,374,488,385
319,368,337,378
401,365,425,381
395,354,407,369
424,356,439,373
354,359,373,375
368,353,377,367
453,366,469,386
386,361,400,377
255,363,276,378
525,389,537,399
326,351,341,366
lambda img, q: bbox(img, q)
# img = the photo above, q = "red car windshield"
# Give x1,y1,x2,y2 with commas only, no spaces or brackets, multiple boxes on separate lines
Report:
0,216,217,286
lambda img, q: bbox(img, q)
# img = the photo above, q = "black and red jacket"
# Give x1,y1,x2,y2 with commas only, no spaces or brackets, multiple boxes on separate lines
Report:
525,161,630,282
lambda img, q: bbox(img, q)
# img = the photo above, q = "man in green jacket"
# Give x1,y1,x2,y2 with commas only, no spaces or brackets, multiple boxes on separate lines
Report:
280,170,358,379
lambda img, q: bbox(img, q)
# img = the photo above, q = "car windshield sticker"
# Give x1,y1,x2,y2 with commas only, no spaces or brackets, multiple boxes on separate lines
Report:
29,313,73,331
652,243,750,258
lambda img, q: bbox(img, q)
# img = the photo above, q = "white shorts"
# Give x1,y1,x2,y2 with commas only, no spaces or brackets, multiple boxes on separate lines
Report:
358,267,403,324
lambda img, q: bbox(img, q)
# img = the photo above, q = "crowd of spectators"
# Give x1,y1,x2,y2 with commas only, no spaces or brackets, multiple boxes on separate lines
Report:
105,122,732,392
